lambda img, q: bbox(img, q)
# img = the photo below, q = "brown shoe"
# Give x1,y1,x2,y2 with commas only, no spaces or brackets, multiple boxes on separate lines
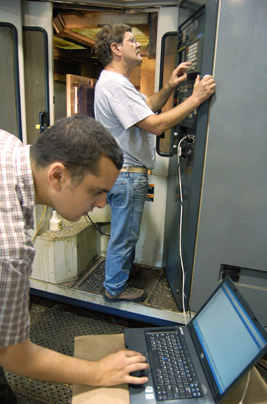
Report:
104,287,147,303
129,263,142,278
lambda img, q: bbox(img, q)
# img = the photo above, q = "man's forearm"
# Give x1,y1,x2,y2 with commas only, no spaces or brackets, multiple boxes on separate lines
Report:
0,339,100,386
139,75,216,136
157,93,201,132
146,83,174,112
146,62,191,112
138,93,200,136
0,338,149,387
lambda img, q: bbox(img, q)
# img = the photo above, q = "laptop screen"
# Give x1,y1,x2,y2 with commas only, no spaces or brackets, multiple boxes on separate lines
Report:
190,279,267,399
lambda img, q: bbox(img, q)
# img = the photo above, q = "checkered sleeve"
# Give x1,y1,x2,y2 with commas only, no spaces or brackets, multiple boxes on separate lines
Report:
0,132,35,346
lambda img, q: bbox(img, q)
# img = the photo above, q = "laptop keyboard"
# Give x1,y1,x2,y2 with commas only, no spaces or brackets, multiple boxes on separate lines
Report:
146,331,202,401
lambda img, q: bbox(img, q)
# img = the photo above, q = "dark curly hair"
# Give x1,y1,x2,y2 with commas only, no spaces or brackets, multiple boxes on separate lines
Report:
30,115,123,184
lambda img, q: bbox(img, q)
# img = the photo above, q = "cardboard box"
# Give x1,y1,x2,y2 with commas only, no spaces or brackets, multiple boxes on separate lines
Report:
72,334,267,404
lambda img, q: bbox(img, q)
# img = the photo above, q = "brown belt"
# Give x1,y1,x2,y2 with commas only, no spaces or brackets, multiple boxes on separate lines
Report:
120,166,147,174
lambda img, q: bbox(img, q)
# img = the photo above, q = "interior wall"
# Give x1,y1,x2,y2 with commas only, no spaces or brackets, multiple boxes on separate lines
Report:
129,64,141,89
128,57,156,95
140,57,156,96
54,81,67,121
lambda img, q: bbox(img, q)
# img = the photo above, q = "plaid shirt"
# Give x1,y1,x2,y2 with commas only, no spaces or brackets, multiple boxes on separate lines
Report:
0,130,35,346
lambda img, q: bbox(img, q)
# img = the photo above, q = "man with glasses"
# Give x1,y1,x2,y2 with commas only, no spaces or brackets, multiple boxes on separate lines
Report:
94,23,216,303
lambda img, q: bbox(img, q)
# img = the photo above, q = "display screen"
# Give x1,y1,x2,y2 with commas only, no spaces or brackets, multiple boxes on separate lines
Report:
192,282,266,394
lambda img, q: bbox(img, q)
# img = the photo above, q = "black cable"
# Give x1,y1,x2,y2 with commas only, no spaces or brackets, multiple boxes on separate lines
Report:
87,214,110,237
184,293,192,319
258,359,267,371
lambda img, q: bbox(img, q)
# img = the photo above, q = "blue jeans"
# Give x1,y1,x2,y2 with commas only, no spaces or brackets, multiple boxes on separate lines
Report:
104,172,148,296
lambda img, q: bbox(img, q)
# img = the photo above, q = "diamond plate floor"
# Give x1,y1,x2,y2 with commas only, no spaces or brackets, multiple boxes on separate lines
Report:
72,257,179,312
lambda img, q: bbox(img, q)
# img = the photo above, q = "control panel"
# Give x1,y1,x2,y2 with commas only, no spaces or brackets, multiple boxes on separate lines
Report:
185,36,204,74
171,6,206,161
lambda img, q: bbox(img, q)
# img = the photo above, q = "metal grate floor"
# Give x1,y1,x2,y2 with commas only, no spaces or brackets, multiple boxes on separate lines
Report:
72,257,179,312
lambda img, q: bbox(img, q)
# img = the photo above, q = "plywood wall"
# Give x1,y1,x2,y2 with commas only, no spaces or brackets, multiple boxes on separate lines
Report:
129,57,156,96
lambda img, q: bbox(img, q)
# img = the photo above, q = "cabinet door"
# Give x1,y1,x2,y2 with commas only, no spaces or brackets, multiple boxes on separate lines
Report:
0,0,54,144
156,31,177,157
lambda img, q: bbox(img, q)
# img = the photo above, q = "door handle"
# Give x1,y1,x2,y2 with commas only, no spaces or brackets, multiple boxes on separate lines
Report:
36,111,50,133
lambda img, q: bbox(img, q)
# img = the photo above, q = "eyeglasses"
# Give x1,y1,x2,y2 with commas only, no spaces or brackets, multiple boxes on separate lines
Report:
124,37,138,44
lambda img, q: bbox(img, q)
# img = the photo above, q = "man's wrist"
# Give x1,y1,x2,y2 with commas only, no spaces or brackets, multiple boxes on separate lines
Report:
165,81,174,93
188,93,201,109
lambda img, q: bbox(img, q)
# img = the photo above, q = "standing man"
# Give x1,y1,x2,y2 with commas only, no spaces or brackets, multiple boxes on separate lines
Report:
94,24,216,303
0,115,149,404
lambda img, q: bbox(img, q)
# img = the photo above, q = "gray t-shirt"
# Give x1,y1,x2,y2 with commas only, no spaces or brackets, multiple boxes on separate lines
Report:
94,70,156,169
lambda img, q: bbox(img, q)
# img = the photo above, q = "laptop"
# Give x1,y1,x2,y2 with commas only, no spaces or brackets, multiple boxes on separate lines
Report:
124,276,267,404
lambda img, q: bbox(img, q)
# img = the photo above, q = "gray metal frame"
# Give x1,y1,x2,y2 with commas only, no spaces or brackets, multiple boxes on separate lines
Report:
190,0,267,324
163,0,267,325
